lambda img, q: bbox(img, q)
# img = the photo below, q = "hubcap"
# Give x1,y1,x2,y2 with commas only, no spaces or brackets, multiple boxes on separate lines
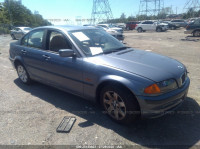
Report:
103,91,126,120
17,65,28,83
194,31,200,37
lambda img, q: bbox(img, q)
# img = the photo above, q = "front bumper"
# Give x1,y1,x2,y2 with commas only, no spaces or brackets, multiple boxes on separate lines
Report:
184,30,193,34
136,78,190,119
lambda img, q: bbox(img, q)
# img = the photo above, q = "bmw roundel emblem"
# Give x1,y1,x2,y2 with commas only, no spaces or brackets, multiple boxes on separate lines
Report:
178,66,183,69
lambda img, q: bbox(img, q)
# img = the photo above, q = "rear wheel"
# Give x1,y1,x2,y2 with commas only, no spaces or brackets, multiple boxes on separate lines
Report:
16,63,31,84
137,27,143,33
100,84,140,124
193,30,200,37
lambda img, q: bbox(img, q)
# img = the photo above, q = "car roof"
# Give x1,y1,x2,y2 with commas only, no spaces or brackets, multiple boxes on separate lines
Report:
34,25,96,32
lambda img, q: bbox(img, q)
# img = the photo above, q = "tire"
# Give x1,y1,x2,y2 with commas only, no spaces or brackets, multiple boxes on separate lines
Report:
11,34,16,40
171,26,176,30
193,30,200,37
156,27,162,32
16,63,31,85
100,84,140,124
137,27,143,33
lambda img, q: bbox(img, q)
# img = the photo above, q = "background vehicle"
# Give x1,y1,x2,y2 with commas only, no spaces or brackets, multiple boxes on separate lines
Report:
135,21,168,32
9,26,190,124
170,19,188,28
84,25,124,42
187,18,199,24
184,18,200,37
10,27,32,40
126,21,140,30
161,21,179,30
97,24,123,33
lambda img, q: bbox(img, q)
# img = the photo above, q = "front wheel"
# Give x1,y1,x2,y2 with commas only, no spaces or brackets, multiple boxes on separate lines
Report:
100,84,140,124
11,34,16,40
156,27,162,32
193,30,200,37
16,63,31,84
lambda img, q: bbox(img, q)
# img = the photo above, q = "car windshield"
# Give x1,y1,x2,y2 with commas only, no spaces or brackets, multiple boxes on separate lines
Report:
69,29,127,57
24,27,32,31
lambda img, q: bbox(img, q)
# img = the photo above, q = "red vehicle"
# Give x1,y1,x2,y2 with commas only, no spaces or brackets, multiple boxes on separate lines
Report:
126,21,140,30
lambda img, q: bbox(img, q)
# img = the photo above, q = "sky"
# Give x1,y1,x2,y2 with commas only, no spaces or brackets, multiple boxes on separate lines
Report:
1,0,188,25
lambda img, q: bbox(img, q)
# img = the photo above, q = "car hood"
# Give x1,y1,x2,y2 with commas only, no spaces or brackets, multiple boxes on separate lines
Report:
88,49,185,82
159,23,168,26
111,27,122,31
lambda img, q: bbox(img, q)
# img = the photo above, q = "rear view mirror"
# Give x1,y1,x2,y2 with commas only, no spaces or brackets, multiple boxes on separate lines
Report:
59,49,76,57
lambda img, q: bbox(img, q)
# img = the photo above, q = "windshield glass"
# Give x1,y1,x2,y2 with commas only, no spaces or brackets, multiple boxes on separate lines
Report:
69,29,125,57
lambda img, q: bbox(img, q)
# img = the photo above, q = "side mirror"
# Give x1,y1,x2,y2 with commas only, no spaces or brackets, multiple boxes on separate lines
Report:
59,49,76,57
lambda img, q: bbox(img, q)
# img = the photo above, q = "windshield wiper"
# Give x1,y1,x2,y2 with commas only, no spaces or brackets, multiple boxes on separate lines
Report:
103,46,130,54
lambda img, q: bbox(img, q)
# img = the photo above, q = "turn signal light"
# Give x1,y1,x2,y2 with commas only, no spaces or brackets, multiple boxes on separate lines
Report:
144,84,161,94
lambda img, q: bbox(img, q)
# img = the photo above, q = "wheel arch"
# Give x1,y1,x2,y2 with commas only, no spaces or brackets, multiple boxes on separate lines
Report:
192,29,200,34
95,76,140,107
13,56,25,69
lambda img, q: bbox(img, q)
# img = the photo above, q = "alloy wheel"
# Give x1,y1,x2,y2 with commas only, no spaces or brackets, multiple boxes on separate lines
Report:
103,91,126,120
17,65,28,83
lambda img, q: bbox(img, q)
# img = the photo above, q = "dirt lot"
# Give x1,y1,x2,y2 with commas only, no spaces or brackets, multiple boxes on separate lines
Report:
0,28,200,148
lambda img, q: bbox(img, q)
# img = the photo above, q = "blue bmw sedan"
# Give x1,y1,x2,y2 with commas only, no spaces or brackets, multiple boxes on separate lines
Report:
9,25,190,124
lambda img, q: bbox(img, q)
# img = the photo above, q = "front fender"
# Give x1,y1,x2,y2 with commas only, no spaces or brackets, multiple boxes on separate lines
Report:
97,74,154,97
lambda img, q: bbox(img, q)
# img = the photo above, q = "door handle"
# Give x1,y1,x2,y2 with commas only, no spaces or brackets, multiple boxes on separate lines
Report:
21,50,27,55
42,55,51,60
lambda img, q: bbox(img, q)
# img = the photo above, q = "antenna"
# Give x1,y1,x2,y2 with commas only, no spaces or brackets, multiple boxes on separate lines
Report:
91,0,113,25
139,0,164,17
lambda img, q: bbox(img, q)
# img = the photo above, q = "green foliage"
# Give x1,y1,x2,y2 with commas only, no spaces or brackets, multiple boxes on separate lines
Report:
0,0,51,29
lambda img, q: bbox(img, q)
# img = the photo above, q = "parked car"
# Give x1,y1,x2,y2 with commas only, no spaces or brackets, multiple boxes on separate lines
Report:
10,27,32,40
97,24,123,33
184,18,200,37
9,26,190,124
170,19,188,28
187,18,199,24
126,21,140,30
161,21,179,30
95,26,124,42
84,25,124,42
135,21,168,32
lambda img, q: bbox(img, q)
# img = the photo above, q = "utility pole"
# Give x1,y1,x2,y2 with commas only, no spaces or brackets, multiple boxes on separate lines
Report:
7,0,13,26
91,0,113,25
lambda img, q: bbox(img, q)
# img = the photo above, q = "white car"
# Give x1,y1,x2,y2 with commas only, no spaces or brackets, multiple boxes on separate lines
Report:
135,21,168,33
10,27,32,40
97,24,123,33
95,26,124,42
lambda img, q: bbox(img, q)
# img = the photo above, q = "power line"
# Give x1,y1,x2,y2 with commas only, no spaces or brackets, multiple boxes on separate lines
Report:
139,0,164,16
91,0,113,25
183,0,200,17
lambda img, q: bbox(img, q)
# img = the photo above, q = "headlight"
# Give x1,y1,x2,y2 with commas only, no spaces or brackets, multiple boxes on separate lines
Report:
144,79,178,95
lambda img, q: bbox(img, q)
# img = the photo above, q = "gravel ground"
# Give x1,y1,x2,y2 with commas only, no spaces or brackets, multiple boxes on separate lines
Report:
0,29,200,148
